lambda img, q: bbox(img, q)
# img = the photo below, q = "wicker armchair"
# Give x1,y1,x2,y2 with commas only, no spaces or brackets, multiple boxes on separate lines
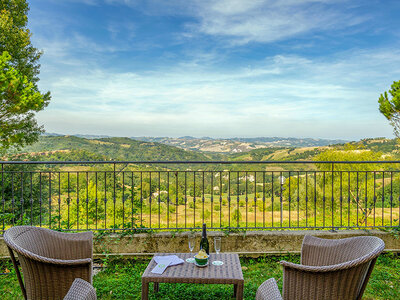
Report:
256,235,385,300
64,278,97,300
4,226,93,300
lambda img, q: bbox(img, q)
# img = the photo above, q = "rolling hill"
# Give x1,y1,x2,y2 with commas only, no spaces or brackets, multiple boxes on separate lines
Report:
132,136,348,154
8,136,399,163
18,136,213,161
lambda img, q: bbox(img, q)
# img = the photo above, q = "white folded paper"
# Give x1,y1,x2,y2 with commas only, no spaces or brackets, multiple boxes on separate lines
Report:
151,255,184,274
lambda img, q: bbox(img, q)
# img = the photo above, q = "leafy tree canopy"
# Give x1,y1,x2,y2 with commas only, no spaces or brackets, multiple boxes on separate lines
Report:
0,51,46,149
378,80,400,137
315,148,385,171
0,0,50,151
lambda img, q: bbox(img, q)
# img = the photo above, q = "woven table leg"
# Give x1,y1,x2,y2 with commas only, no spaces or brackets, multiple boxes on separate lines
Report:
154,282,159,293
235,283,244,300
141,279,149,300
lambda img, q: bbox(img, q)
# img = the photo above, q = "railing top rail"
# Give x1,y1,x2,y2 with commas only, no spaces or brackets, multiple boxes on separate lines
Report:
1,160,400,165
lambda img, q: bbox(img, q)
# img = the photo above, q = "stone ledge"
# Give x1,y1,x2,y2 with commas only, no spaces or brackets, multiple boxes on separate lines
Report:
1,230,399,259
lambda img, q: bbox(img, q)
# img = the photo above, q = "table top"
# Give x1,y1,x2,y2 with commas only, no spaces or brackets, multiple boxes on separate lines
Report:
142,253,244,284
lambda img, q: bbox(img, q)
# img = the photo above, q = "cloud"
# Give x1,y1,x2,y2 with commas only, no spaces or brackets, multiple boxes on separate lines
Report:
29,0,400,139
35,45,400,139
107,21,136,40
185,0,369,44
47,0,101,5
63,0,369,45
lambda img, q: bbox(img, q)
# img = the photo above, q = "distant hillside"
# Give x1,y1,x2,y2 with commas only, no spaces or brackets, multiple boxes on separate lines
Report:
230,137,347,147
19,136,212,161
228,147,324,161
43,133,112,139
133,136,348,154
10,136,399,163
349,138,400,153
227,138,400,162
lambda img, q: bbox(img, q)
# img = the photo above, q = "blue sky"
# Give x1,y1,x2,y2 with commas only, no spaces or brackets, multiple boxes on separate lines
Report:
28,0,400,140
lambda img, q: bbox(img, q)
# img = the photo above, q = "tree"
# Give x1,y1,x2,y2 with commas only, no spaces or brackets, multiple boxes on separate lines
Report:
378,80,400,137
0,0,50,151
0,51,47,150
313,149,391,226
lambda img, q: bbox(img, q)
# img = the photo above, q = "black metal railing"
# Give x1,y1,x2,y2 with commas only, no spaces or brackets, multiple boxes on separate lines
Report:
1,161,400,233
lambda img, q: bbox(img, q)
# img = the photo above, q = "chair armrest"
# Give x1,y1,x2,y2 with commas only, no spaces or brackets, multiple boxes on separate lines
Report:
256,278,283,300
280,259,366,273
64,278,97,300
7,244,92,265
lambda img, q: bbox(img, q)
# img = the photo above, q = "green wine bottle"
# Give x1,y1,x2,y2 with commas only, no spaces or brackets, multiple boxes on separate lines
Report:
199,223,209,255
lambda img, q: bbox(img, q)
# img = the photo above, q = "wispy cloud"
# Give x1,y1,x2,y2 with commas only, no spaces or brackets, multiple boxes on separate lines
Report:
28,0,400,139
107,21,136,41
36,46,400,139
185,0,369,44
66,0,369,45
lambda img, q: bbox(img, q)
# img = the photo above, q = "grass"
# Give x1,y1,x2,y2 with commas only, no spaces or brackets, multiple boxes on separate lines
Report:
1,253,400,299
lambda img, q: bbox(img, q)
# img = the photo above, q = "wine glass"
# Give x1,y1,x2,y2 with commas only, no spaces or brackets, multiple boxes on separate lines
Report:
214,237,221,254
186,234,196,263
212,237,223,266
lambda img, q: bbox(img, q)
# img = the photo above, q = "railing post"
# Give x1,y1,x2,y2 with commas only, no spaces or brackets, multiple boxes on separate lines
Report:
330,163,336,232
113,163,116,232
1,163,4,232
49,172,52,229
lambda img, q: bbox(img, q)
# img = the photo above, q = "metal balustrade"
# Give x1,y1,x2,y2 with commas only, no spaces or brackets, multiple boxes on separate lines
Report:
1,160,399,233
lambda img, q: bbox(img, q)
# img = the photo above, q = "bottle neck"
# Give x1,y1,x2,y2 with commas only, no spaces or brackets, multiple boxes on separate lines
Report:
202,224,207,238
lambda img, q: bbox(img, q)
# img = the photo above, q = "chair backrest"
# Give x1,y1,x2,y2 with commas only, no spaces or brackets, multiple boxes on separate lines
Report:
282,235,385,300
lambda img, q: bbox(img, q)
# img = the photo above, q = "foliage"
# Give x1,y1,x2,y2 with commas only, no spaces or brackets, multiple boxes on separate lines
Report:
229,147,285,161
231,208,242,223
0,155,44,225
21,136,209,162
38,149,107,161
379,80,400,137
0,0,50,151
277,149,397,226
353,138,400,153
0,52,48,151
315,146,385,170
0,0,39,82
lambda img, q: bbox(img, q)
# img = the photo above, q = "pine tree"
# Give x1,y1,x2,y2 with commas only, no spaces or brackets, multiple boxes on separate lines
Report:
0,0,50,151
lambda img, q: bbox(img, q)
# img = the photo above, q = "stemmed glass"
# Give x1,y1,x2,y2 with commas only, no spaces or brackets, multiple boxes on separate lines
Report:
212,237,223,266
214,237,221,254
186,234,196,263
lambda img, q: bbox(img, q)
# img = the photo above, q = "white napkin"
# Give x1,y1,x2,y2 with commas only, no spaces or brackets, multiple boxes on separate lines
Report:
154,255,184,266
151,255,184,274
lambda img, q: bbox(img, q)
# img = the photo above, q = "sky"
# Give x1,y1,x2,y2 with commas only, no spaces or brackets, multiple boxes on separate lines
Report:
27,0,400,140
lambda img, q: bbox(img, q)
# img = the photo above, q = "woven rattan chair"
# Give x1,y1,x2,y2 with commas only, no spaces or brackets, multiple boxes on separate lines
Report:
4,226,93,300
64,278,97,300
256,235,385,300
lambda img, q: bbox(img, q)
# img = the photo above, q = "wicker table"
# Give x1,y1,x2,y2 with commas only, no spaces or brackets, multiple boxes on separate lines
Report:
141,253,244,300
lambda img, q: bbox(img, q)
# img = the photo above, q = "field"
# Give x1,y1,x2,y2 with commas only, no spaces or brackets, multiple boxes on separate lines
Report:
1,254,399,299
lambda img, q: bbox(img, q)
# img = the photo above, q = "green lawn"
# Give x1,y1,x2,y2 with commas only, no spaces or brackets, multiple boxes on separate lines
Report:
1,253,399,299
